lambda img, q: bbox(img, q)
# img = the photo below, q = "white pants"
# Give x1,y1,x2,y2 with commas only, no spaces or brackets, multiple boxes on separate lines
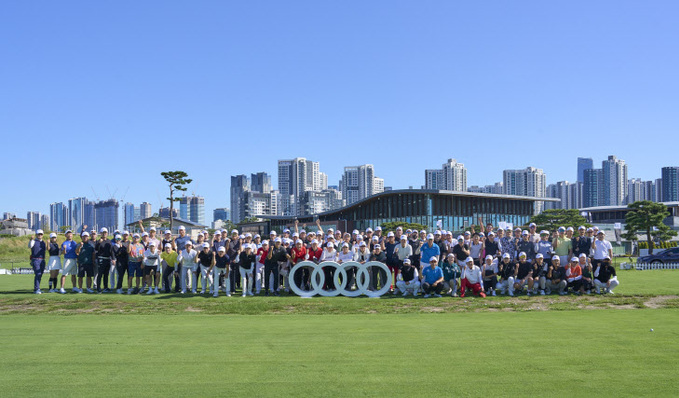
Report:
396,280,421,293
200,264,213,292
182,264,197,292
212,267,229,294
496,277,515,294
109,263,117,290
254,263,264,293
594,278,619,292
240,266,253,294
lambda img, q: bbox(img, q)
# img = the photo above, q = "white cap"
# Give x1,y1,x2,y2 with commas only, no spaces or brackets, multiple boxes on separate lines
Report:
239,235,245,239
529,223,537,228
81,232,90,237
400,235,407,240
185,241,193,246
231,229,239,235
353,229,359,234
245,233,252,238
149,241,156,246
123,230,129,235
342,243,349,248
447,253,454,258
489,232,496,237
579,253,587,258
463,231,470,235
485,255,493,260
274,237,281,243
311,239,319,244
465,257,473,263
571,257,579,262
197,232,204,237
292,232,298,237
429,256,438,263
178,225,186,230
100,227,108,233
365,228,373,233
457,235,464,241
254,234,260,239
359,241,366,247
49,232,57,238
164,243,172,249
536,253,544,259
164,230,171,235
244,244,252,250
149,227,156,232
518,252,526,258
387,232,394,237
142,232,149,237
427,234,434,240
296,239,303,245
218,246,226,252
132,233,140,238
435,230,441,235
202,243,210,249
521,230,529,235
269,230,277,235
552,255,560,262
420,230,427,234
567,227,574,232
578,226,586,230
375,226,382,231
403,259,411,265
326,242,334,248
502,253,510,259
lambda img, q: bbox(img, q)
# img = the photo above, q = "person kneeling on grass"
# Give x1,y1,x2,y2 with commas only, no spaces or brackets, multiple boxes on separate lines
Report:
565,257,583,295
545,256,567,295
481,255,498,296
441,253,461,297
594,257,618,294
396,259,420,296
513,252,534,296
532,253,548,295
421,257,444,298
460,257,486,298
496,253,516,296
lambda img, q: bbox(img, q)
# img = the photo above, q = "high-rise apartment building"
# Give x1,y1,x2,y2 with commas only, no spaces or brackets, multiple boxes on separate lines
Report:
583,169,603,208
94,199,119,232
340,164,384,205
213,208,230,222
278,158,323,216
503,167,546,213
661,167,679,202
602,155,628,206
68,197,88,232
424,159,467,191
139,202,152,219
123,202,135,225
26,211,41,230
577,157,593,183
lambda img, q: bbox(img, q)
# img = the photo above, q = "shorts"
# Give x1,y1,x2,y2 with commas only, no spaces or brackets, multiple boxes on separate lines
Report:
47,256,62,271
77,263,94,278
128,261,142,277
143,265,155,277
62,258,77,275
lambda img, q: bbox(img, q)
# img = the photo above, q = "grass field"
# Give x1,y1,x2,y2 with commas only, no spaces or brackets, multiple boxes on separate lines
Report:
1,267,678,397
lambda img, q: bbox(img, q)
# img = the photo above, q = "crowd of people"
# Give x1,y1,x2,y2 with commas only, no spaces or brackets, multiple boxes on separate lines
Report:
27,220,620,298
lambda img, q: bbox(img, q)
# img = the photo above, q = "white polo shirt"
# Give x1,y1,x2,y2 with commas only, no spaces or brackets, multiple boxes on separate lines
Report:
593,239,612,260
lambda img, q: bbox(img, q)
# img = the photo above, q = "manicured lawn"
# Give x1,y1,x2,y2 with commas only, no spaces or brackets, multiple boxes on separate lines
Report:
1,311,677,397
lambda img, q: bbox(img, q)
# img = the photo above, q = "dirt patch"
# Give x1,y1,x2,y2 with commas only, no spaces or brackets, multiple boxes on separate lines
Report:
421,307,445,313
184,306,202,312
644,295,678,309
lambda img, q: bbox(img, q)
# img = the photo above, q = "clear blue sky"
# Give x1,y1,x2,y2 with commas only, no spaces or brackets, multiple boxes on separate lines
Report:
2,0,678,221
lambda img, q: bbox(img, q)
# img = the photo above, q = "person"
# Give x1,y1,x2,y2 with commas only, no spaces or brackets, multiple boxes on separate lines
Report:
544,256,567,295
383,232,399,292
553,227,573,265
572,226,591,259
95,228,114,293
528,223,540,244
337,242,355,289
594,257,619,294
420,234,441,269
197,243,215,294
178,241,198,294
513,252,534,296
320,242,338,290
496,253,515,296
532,253,548,295
535,231,553,265
265,238,286,296
469,233,484,266
396,259,420,296
254,241,268,294
452,236,470,268
76,232,96,293
421,257,444,298
209,246,230,297
441,253,461,297
227,230,241,295
143,241,162,294
517,231,536,263
60,230,79,293
127,233,145,294
160,243,179,293
28,229,47,294
499,228,517,261
291,239,310,293
591,231,613,269
484,232,501,259
481,255,498,296
565,257,583,295
160,230,178,292
578,253,594,294
369,244,387,292
237,244,256,296
112,231,129,294
460,257,486,298
354,241,371,266
46,232,61,292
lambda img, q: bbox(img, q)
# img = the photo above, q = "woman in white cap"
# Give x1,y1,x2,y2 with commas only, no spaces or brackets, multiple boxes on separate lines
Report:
46,232,61,292
178,241,198,294
127,233,145,294
320,241,338,290
209,246,230,297
197,243,215,294
142,241,162,294
160,243,179,293
236,244,256,296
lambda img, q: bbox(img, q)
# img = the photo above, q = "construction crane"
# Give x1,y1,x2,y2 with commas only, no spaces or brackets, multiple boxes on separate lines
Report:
90,187,100,201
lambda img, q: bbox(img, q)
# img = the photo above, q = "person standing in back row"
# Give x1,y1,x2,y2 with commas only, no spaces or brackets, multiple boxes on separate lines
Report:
46,232,61,292
95,228,114,293
28,229,47,294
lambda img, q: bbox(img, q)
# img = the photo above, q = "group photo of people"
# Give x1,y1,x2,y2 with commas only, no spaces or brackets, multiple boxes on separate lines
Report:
27,219,619,298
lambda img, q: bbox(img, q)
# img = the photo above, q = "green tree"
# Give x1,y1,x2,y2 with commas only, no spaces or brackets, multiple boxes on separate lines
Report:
529,209,590,233
380,221,428,233
623,201,677,255
160,171,192,231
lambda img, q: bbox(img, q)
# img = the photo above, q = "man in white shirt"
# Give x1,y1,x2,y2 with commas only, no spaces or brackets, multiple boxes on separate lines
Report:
178,242,198,294
591,230,613,269
460,257,486,298
396,259,420,296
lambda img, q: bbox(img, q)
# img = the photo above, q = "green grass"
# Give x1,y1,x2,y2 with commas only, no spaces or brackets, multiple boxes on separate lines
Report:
0,311,677,397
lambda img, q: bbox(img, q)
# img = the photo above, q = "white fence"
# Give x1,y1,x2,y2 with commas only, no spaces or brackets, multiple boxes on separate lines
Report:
622,262,679,270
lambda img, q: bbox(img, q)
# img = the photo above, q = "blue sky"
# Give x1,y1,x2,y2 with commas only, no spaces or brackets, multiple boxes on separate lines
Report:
2,0,678,220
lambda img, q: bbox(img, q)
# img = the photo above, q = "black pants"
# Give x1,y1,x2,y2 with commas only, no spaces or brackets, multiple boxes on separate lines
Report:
163,267,178,292
568,279,582,291
116,259,128,289
369,266,388,291
96,258,111,292
264,264,279,292
229,266,238,293
292,265,311,291
323,266,336,290
484,270,497,292
422,282,444,295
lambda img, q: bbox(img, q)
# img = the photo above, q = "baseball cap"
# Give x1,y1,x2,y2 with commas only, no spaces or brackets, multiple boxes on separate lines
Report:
518,252,526,258
571,257,578,262
326,242,334,248
465,257,473,263
375,226,382,231
254,234,260,239
115,235,122,241
489,232,495,237
521,230,529,235
502,253,510,259
578,226,586,231
178,225,186,230
81,232,90,237
359,241,366,247
535,253,543,259
342,242,349,248
49,232,57,238
123,230,129,235
387,232,394,237
132,233,140,238
244,244,252,250
164,243,172,249
149,241,156,246
311,239,319,244
231,229,239,235
149,227,156,232
396,226,403,231
269,230,277,235
202,243,210,249
372,236,379,242
400,235,407,240
185,241,193,246
365,228,373,233
558,227,566,232
485,255,493,260
429,256,438,263
218,246,226,252
164,230,171,235
540,230,549,235
597,231,605,235
552,255,560,262
434,230,441,235
579,253,587,258
427,234,434,240
403,259,411,265
464,231,470,235
274,237,281,243
420,230,427,234
457,235,464,241
245,233,252,238
296,239,303,245
292,232,298,237
529,223,537,228
100,228,108,233
566,227,574,232
65,230,73,234
142,232,149,237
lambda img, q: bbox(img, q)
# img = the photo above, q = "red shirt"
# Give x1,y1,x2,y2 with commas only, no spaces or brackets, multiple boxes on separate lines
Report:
291,247,307,264
257,247,268,265
307,247,323,262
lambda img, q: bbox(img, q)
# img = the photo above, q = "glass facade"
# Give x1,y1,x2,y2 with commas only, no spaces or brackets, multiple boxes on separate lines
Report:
268,191,537,234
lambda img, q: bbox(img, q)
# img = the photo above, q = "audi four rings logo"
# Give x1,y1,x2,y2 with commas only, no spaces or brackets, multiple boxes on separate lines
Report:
288,261,393,298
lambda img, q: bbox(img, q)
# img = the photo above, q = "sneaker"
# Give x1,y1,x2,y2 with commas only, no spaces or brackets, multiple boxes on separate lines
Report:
492,290,496,296
451,293,458,297
540,290,545,295
181,290,186,294
48,289,54,293
59,288,66,294
247,291,254,296
127,289,133,295
86,288,94,293
265,291,270,296
192,290,197,294
213,292,219,297
146,289,153,295
226,292,231,297
586,290,591,295
424,294,431,298
154,288,160,294
434,294,442,298
460,293,465,298
608,290,614,295
274,291,281,296
103,289,110,293
508,292,514,297
559,292,567,296
34,290,42,295
200,290,205,294
402,292,408,297
479,292,486,298
242,293,247,297
527,291,531,296
596,287,601,294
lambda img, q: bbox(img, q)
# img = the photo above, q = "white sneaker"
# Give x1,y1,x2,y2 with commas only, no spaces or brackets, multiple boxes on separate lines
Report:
540,290,545,295
451,292,458,297
181,290,186,294
116,289,123,294
86,288,94,293
35,290,42,295
434,294,442,298
192,290,197,294
200,290,205,294
226,292,231,297
154,288,160,294
242,293,247,297
424,294,431,298
146,289,153,295
127,289,133,295
492,290,496,296
59,288,66,294
213,292,219,297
